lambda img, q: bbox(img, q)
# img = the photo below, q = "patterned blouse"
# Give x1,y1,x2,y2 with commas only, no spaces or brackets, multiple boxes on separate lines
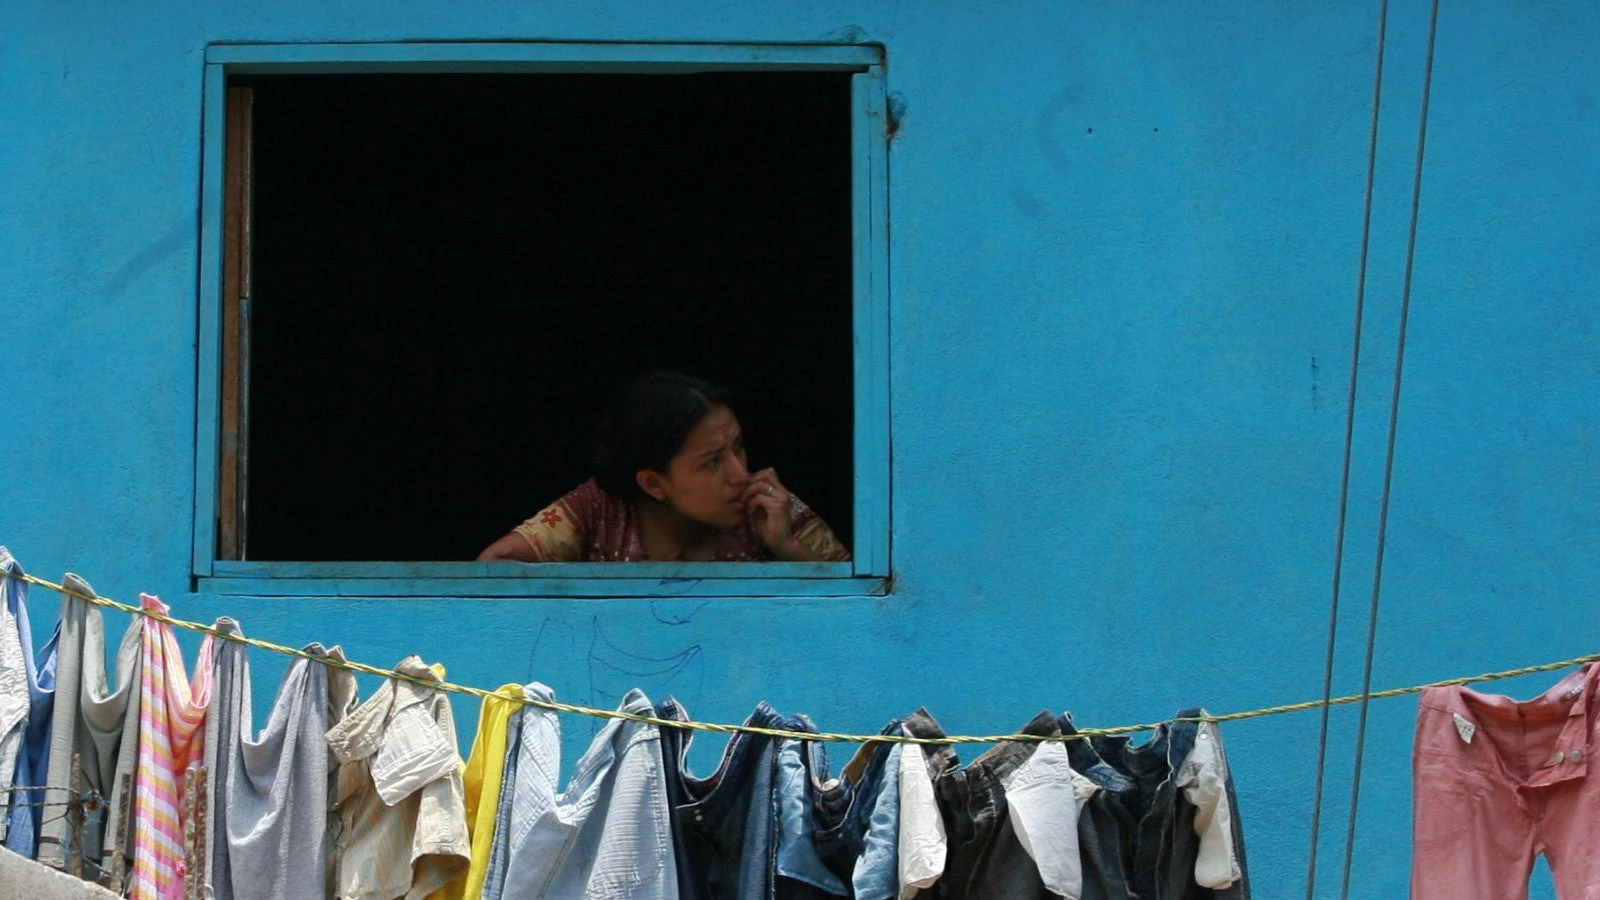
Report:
512,479,850,562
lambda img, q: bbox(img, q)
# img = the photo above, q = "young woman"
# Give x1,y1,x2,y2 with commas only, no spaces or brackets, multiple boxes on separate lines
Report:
477,372,850,563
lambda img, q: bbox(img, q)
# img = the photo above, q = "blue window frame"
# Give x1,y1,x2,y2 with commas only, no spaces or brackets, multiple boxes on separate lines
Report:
192,42,890,598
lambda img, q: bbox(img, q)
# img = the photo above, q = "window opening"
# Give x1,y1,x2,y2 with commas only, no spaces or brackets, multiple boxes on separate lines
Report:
221,72,854,562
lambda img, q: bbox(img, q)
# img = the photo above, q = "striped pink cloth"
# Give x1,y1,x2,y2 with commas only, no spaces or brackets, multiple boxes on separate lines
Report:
129,594,218,900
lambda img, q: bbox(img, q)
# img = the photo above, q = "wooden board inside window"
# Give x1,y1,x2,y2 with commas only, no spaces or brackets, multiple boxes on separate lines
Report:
218,86,253,561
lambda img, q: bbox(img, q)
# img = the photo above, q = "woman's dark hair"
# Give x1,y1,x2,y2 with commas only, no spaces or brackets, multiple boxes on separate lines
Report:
591,371,733,497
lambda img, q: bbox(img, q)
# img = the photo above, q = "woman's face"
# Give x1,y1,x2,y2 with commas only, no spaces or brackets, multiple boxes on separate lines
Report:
646,405,751,528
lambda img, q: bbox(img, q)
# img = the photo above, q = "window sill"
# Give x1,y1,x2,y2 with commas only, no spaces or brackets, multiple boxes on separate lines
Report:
196,561,887,598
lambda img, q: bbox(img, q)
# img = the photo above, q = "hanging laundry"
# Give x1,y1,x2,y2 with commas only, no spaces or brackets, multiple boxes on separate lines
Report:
921,709,1066,898
1411,662,1600,899
37,572,142,880
813,719,904,899
480,688,532,900
443,682,523,899
774,719,847,898
202,619,343,900
129,593,219,900
1002,738,1098,899
1057,713,1136,900
324,655,469,900
0,555,1270,900
0,548,33,843
657,698,794,899
901,711,963,898
855,738,904,900
201,618,246,896
896,740,946,898
2,546,59,859
325,648,360,898
1177,722,1244,890
1084,709,1250,899
855,735,904,900
495,686,679,899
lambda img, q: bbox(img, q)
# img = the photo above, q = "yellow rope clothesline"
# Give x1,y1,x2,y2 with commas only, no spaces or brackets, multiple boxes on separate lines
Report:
11,571,1597,746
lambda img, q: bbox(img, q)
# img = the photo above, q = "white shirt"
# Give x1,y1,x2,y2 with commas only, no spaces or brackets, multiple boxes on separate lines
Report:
896,742,946,898
324,656,471,900
1176,721,1243,889
1002,741,1100,900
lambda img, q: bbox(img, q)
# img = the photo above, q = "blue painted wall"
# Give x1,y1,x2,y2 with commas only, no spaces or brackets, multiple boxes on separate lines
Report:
2,2,1597,896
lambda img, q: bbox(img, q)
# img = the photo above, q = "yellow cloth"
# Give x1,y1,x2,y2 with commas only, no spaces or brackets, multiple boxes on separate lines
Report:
431,683,523,900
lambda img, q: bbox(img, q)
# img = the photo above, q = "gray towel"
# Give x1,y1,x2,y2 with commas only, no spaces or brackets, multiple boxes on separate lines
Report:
203,624,335,900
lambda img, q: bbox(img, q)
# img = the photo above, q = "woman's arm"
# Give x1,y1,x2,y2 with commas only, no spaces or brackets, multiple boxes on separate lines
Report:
477,531,541,562
477,492,588,562
766,533,835,562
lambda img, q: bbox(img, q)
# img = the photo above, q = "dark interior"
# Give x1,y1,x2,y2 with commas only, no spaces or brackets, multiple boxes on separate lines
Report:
234,72,854,561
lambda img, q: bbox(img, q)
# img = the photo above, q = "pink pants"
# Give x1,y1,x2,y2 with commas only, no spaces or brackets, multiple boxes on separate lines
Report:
1412,663,1600,899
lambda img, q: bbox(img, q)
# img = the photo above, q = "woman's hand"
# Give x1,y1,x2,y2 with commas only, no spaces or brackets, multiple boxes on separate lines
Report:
742,468,805,559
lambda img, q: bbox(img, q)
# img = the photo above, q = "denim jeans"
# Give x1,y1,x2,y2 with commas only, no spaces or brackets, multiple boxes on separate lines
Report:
919,709,1061,899
1060,712,1137,900
1091,709,1250,900
774,717,847,899
658,699,789,900
809,719,903,899
852,738,902,900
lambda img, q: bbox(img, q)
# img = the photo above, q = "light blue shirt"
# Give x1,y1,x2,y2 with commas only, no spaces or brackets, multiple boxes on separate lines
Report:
499,686,679,899
853,741,903,900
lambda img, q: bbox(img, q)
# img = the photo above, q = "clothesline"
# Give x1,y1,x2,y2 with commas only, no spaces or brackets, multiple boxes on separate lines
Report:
1,787,104,810
12,570,1598,745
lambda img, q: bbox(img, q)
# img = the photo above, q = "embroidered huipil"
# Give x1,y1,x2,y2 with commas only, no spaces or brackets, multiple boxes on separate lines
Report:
38,572,143,875
512,480,851,562
129,594,218,900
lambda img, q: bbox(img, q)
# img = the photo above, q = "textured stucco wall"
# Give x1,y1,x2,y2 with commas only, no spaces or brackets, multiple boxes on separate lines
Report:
2,2,1597,896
